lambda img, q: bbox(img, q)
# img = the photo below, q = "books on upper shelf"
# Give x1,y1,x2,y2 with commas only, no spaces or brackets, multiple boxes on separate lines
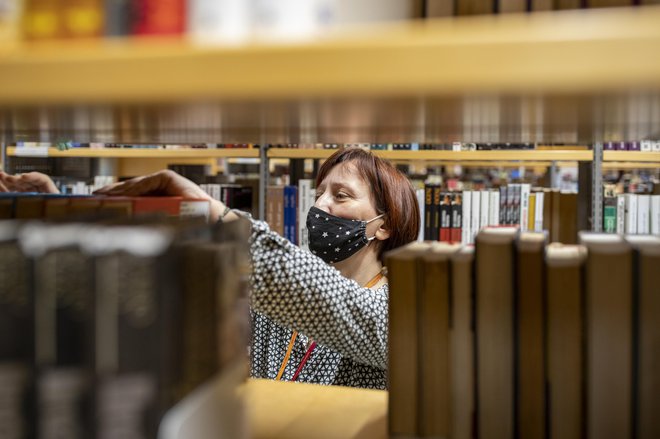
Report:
603,185,660,236
385,229,660,439
265,180,315,248
0,215,250,439
420,184,578,244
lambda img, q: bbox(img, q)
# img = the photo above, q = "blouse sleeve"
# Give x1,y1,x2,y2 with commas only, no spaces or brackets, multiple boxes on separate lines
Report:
246,217,388,370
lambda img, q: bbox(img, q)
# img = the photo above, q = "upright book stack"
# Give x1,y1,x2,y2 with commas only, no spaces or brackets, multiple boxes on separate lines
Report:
386,230,660,439
0,212,250,438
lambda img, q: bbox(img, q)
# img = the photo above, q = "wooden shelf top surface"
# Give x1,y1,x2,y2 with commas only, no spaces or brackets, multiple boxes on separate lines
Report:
1,6,660,104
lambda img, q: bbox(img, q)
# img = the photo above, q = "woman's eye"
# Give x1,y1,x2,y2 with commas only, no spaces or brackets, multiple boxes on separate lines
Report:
335,192,349,200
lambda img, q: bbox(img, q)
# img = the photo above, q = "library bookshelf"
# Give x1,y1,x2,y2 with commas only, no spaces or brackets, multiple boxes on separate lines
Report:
1,6,659,439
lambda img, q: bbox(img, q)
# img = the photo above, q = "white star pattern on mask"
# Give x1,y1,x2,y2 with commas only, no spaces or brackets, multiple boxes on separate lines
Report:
322,232,328,238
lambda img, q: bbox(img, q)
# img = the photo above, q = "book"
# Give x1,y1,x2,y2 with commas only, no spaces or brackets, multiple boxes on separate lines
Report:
603,186,617,233
23,0,62,39
385,242,431,438
475,227,518,439
637,194,651,235
461,191,472,244
0,222,34,439
416,188,425,242
105,0,131,36
545,243,587,439
625,235,660,439
516,232,547,439
579,233,633,439
652,195,660,235
625,194,638,235
450,193,462,243
424,185,435,241
520,183,531,231
61,0,103,38
418,242,460,437
489,189,500,227
534,191,544,232
439,192,452,242
132,0,185,35
528,192,537,232
20,223,95,439
449,247,475,439
480,190,490,232
433,186,443,241
266,186,284,237
558,192,578,244
471,190,481,242
616,194,626,234
297,179,314,250
499,186,507,225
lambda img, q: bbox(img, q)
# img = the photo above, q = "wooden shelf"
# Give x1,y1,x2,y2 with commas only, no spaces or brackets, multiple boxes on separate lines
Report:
243,379,386,439
603,151,660,163
6,147,260,159
268,148,593,162
1,6,660,104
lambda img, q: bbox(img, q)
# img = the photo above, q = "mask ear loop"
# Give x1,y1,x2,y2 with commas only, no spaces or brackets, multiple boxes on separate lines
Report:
365,213,386,245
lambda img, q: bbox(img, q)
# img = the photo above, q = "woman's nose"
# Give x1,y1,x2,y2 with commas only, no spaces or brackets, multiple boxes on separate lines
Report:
314,192,332,213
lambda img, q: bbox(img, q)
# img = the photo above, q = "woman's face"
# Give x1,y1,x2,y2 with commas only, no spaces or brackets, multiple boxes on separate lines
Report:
314,161,383,238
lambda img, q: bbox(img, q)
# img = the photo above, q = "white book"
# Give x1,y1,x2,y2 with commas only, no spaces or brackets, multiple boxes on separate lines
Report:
616,195,626,234
416,188,425,242
298,179,314,250
480,190,490,233
519,184,531,232
534,191,544,232
625,194,638,235
489,190,500,226
654,141,660,152
462,191,472,245
637,195,651,235
471,191,481,244
651,195,660,235
640,140,653,152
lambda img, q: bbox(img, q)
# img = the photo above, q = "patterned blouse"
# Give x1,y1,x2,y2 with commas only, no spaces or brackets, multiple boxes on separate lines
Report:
247,218,389,389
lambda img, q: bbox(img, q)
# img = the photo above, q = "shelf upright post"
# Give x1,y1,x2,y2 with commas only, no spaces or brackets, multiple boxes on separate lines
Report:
591,142,604,232
258,143,268,221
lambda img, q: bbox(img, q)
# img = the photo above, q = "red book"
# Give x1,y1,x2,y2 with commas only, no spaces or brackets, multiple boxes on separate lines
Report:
132,0,185,36
439,193,452,242
132,197,181,216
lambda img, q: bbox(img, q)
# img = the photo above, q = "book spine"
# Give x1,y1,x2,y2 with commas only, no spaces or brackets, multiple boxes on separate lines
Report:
616,195,626,234
499,187,507,225
603,195,618,233
462,191,472,245
298,180,312,250
637,195,650,235
528,193,536,232
471,191,481,243
417,189,425,242
490,190,500,226
451,193,462,244
424,185,434,241
480,190,489,232
283,186,290,242
132,0,185,35
520,184,531,232
534,192,544,232
433,186,443,242
440,193,451,242
652,195,660,235
625,194,638,235
513,184,522,227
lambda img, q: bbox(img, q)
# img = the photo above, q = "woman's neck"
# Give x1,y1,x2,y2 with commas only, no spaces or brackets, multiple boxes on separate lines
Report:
333,246,383,288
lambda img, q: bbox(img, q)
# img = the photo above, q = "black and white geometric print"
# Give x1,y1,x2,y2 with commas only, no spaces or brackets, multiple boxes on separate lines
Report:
247,218,389,390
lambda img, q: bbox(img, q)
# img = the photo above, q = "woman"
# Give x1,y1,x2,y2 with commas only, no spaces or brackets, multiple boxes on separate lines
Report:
2,148,420,389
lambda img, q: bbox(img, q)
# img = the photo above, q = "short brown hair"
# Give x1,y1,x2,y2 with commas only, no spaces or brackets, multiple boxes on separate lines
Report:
316,148,419,262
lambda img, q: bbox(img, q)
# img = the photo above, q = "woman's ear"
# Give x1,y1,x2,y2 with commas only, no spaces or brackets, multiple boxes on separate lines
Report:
374,220,391,241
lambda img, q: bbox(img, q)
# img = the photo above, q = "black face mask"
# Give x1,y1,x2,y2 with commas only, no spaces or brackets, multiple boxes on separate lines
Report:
306,206,385,264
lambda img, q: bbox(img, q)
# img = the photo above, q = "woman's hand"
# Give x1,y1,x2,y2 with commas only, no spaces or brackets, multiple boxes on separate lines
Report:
0,171,60,194
93,169,234,222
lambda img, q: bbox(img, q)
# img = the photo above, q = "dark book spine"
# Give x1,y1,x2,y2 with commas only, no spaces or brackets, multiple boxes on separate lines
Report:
451,193,462,243
440,193,452,242
499,187,507,225
424,185,434,241
432,186,443,241
0,239,35,439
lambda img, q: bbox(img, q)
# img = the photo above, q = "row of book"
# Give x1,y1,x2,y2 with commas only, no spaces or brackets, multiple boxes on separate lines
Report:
0,216,250,438
419,185,581,245
386,230,659,439
0,193,212,220
15,142,257,150
425,0,653,17
265,180,315,249
603,189,660,235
